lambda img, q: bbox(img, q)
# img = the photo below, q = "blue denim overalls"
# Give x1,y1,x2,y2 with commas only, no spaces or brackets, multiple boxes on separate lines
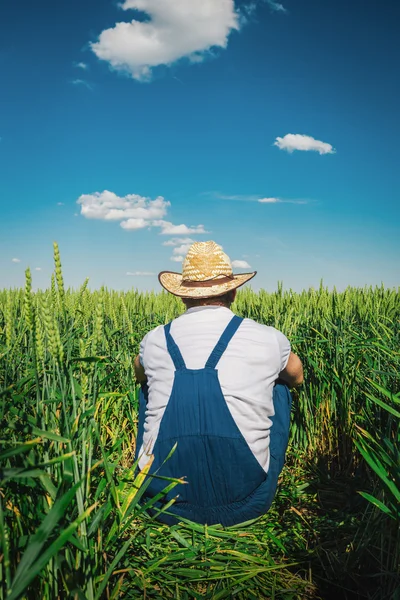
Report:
136,315,292,526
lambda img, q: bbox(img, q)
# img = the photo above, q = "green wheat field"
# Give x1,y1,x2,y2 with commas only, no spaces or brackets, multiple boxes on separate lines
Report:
0,243,399,600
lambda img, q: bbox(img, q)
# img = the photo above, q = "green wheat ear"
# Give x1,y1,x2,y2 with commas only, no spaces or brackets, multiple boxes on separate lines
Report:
34,300,45,363
93,295,104,353
121,295,133,334
51,272,58,312
53,241,65,313
24,267,33,332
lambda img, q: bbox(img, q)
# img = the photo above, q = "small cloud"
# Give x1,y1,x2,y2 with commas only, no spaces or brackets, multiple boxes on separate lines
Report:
258,197,308,205
265,0,287,12
35,267,42,271
172,75,185,85
71,79,93,90
57,202,65,206
211,191,307,205
211,192,259,202
274,134,335,155
157,221,208,235
126,271,156,276
74,213,79,217
165,238,194,262
120,218,149,230
163,237,195,247
232,260,251,269
74,61,88,70
172,243,192,256
169,242,192,262
11,258,21,263
238,2,257,25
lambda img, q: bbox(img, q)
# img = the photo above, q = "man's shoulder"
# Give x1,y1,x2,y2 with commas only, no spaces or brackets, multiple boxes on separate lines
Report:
140,324,165,352
240,317,284,339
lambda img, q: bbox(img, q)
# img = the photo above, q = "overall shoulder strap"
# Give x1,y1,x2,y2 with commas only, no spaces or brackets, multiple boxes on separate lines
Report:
205,315,243,370
164,323,186,370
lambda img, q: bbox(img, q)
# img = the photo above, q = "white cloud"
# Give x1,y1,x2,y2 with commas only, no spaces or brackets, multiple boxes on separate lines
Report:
74,62,88,70
265,0,287,12
165,238,195,261
57,202,65,206
71,79,93,90
163,237,195,246
211,191,307,205
232,259,251,269
11,258,21,263
77,190,170,221
238,2,257,25
35,267,42,271
126,271,156,275
120,218,149,230
169,242,192,262
156,221,207,235
90,0,239,81
212,192,257,201
77,190,206,235
172,243,192,256
274,134,335,155
258,197,308,205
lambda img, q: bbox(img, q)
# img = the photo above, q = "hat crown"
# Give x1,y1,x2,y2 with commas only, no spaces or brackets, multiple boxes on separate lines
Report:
182,241,233,282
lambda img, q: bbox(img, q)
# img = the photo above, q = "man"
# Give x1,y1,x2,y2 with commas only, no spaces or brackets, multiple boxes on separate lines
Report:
134,241,303,526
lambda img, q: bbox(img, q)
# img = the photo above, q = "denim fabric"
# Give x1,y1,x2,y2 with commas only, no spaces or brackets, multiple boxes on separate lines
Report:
136,317,292,526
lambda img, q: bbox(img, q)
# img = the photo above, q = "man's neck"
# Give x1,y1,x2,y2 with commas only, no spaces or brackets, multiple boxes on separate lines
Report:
185,305,232,314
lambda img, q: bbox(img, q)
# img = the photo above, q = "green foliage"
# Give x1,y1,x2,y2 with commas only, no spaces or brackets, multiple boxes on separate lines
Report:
0,247,398,599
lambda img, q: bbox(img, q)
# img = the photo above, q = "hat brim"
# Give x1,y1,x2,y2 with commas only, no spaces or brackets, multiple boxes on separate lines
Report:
158,271,257,298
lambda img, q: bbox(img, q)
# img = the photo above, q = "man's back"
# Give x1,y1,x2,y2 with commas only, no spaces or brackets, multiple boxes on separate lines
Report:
138,305,290,472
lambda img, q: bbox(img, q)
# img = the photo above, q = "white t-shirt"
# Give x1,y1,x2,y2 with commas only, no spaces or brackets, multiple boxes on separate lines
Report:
139,306,291,472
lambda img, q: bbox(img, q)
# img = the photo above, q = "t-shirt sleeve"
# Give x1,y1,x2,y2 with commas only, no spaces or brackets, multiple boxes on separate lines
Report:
139,325,163,369
139,332,150,369
274,329,291,372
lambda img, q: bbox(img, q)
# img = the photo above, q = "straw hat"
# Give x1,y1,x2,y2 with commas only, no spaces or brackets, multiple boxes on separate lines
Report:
159,241,256,298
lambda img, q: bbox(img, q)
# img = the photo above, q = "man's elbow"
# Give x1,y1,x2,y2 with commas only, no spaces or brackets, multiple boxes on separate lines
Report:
279,353,304,388
292,363,304,387
134,355,147,384
280,372,303,388
292,371,304,387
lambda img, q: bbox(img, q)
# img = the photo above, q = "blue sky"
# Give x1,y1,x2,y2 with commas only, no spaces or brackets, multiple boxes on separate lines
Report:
0,0,399,292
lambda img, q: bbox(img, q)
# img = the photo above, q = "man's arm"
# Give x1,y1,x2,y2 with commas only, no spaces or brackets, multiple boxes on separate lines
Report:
134,355,147,384
279,352,304,387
